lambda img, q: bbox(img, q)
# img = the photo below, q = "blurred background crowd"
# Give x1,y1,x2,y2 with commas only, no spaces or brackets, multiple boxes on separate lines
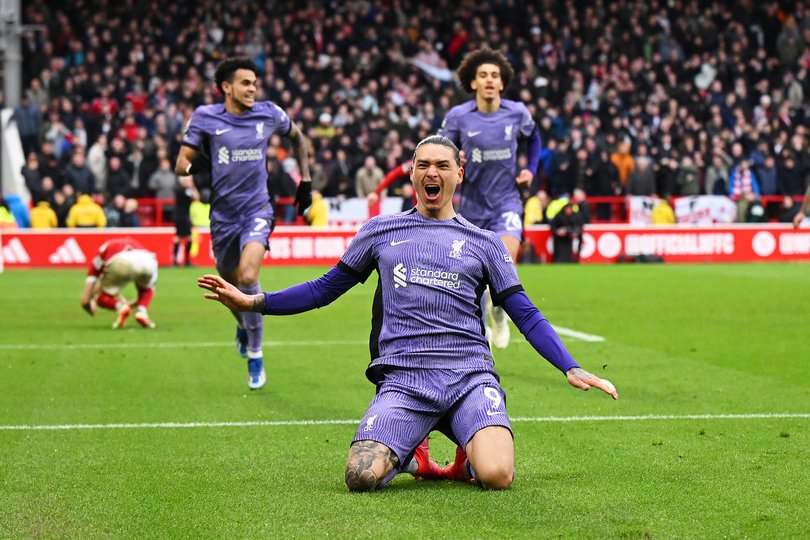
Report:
7,0,810,228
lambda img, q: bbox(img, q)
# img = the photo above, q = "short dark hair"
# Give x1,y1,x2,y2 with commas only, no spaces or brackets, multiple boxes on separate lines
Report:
412,135,461,166
214,57,259,95
456,47,514,94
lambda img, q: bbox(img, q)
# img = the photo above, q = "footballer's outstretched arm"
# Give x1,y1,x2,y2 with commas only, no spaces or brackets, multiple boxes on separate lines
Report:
198,265,359,314
500,289,618,399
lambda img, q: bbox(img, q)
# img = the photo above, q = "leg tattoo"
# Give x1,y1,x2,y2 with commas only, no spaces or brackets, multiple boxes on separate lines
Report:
345,441,399,492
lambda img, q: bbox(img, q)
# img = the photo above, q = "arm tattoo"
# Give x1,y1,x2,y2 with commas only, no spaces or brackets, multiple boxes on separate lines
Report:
345,440,398,492
288,124,311,181
251,294,266,313
566,367,591,380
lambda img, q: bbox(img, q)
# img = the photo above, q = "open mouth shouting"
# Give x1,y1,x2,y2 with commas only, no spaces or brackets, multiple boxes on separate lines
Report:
424,183,442,202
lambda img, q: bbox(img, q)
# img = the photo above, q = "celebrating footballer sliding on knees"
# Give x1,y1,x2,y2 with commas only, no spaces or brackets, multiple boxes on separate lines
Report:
198,135,617,492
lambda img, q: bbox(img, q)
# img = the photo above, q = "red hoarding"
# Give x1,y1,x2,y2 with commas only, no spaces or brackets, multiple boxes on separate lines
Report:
1,225,809,268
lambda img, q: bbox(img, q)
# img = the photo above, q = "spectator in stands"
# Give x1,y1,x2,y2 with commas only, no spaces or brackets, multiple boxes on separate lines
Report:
651,197,676,225
37,142,61,188
591,149,621,220
354,156,384,198
675,155,701,196
626,156,656,196
0,197,18,230
42,111,70,158
323,149,354,199
148,158,177,199
744,193,767,223
66,194,106,228
106,156,132,199
777,153,804,196
53,186,74,227
63,150,96,196
86,134,108,195
756,155,778,196
104,194,126,227
121,198,141,227
10,95,42,157
4,194,30,228
314,113,336,140
524,188,550,226
267,146,297,223
551,202,583,263
706,151,732,196
611,142,635,190
776,196,800,224
21,153,43,199
729,160,762,222
29,199,58,229
38,177,57,207
571,188,591,224
547,138,571,197
304,190,329,227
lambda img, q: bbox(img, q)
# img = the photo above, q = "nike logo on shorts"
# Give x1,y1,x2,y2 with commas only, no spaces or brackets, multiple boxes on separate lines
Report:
215,128,232,135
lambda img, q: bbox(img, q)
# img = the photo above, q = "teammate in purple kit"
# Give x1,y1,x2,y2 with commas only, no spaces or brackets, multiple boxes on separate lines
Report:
176,57,311,390
197,135,617,491
439,47,542,350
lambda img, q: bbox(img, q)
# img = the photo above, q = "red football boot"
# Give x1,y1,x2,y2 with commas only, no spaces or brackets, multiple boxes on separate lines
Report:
411,438,444,480
442,445,473,483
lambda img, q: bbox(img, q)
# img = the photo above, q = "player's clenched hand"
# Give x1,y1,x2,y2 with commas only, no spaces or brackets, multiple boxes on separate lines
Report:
516,169,533,187
198,274,256,312
565,367,618,400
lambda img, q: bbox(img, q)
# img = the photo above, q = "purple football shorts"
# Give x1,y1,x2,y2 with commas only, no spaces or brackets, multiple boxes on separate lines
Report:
352,365,512,468
211,205,275,275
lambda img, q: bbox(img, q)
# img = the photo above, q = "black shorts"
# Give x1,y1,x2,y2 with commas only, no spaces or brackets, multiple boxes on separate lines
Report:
174,215,192,237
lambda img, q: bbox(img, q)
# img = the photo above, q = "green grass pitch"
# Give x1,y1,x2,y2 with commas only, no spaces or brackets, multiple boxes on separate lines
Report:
1,263,808,538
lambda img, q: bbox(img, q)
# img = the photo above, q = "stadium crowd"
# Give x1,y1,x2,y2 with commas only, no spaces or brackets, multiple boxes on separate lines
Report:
8,0,810,227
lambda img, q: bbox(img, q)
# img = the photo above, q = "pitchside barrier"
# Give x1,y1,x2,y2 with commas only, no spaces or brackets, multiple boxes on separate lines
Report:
1,224,810,268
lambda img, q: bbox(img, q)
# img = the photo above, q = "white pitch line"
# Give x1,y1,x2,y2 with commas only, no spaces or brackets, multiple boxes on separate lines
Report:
552,326,605,342
0,340,368,351
0,329,605,352
1,413,808,432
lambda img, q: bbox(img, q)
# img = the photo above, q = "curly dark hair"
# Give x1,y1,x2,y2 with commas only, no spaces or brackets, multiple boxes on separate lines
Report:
214,57,259,95
456,48,514,94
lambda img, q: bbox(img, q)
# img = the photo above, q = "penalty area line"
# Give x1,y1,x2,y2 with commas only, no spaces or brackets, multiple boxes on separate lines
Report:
2,413,808,431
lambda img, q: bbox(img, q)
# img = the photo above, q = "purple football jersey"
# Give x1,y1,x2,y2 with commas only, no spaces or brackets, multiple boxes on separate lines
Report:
439,99,535,230
182,101,291,226
338,209,522,379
